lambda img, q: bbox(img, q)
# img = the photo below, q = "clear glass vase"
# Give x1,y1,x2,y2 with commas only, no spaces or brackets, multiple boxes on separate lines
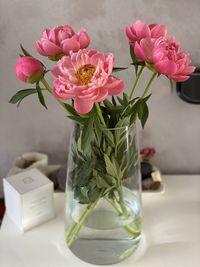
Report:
64,123,142,265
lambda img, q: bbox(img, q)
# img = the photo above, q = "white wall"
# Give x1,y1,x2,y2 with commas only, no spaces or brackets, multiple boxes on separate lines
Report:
1,0,200,197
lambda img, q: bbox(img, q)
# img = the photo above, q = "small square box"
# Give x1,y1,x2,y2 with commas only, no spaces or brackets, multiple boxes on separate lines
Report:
3,168,55,231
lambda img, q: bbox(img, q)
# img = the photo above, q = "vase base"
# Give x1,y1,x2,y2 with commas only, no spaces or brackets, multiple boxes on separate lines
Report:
68,236,141,265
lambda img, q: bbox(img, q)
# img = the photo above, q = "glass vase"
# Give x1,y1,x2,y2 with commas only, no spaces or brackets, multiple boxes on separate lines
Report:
64,123,142,265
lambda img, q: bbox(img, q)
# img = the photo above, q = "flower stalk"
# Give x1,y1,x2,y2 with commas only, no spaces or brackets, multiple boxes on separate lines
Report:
141,72,157,99
40,78,67,110
129,65,145,100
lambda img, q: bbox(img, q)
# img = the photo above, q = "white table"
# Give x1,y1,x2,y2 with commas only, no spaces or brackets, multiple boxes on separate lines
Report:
0,175,200,267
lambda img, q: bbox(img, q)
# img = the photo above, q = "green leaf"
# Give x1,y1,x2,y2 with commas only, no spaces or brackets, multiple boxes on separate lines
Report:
130,45,138,75
100,173,116,186
117,96,124,105
103,130,115,147
112,67,128,73
112,96,117,106
94,119,102,146
88,187,101,202
143,94,152,102
67,115,87,125
137,99,149,128
123,93,129,105
96,174,110,189
104,154,118,178
36,84,47,109
71,160,94,187
169,78,174,92
81,110,95,151
64,103,78,116
131,62,145,66
122,97,138,117
9,89,37,106
74,186,90,204
103,99,113,109
111,156,123,179
20,44,32,57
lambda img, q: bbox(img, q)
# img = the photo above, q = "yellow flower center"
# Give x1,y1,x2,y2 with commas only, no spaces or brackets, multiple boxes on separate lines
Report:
75,64,96,85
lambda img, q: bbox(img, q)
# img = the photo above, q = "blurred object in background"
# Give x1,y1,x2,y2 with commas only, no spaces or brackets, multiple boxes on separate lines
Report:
140,147,156,161
48,164,67,191
7,152,61,177
0,198,5,225
140,147,163,192
177,67,200,104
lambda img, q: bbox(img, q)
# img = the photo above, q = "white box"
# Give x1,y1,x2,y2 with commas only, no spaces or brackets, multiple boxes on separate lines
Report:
3,168,55,231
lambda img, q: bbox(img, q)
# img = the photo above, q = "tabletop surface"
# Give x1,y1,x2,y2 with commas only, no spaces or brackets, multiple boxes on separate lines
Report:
0,175,200,267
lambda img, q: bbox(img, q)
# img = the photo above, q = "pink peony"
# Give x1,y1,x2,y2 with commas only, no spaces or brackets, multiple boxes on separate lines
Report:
15,56,44,83
134,36,195,82
52,49,124,114
125,20,167,47
35,25,90,58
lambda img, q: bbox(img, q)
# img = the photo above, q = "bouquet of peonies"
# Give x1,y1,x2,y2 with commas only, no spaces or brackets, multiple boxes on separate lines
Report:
11,21,195,259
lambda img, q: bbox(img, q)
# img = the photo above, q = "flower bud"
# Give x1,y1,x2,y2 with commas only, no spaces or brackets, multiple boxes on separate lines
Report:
15,56,44,83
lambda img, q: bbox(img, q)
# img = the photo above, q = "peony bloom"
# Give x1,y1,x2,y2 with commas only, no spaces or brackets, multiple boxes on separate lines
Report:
35,25,90,58
125,20,167,47
15,56,44,83
134,36,195,82
52,49,124,114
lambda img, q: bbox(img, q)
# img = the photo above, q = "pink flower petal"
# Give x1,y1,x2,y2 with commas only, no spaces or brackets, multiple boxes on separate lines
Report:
35,41,46,56
125,26,137,44
180,66,196,75
48,29,57,43
149,24,167,38
78,30,90,49
104,76,124,95
134,42,147,61
134,20,151,40
15,68,27,82
51,66,62,78
74,97,94,114
139,38,154,62
53,79,76,99
42,29,50,39
42,41,62,56
170,75,190,82
95,87,108,102
155,59,177,76
62,38,80,54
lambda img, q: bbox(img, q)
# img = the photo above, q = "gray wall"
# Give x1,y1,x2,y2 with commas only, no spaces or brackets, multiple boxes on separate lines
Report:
1,0,200,197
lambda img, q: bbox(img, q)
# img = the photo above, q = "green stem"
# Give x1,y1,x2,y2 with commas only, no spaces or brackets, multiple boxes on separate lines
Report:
129,66,145,100
141,72,157,99
66,195,101,248
105,196,140,236
40,77,67,110
117,184,129,219
95,102,107,127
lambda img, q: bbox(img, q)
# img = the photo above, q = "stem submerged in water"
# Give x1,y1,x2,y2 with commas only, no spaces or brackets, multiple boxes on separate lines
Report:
66,192,102,248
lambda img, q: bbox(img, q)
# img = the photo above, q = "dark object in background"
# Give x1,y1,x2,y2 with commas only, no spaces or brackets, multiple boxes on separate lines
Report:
177,68,200,104
48,164,67,192
0,199,5,224
141,161,153,179
141,161,162,191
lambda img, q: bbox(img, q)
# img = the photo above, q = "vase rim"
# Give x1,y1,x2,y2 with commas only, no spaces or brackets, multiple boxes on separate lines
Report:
74,122,135,131
101,124,135,131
